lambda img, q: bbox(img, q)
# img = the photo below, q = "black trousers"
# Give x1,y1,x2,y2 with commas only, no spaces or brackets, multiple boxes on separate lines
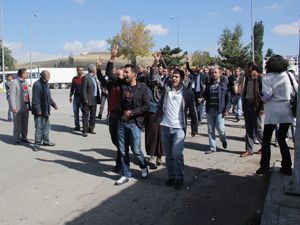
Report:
108,115,122,167
260,123,292,170
82,103,97,133
243,100,263,152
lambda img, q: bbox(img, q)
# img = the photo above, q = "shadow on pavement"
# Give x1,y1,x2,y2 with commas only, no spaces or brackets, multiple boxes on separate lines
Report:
63,165,269,225
51,124,74,132
35,148,122,180
0,133,34,150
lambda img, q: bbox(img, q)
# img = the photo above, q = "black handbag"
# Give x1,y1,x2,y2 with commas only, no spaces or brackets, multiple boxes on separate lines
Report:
287,72,297,117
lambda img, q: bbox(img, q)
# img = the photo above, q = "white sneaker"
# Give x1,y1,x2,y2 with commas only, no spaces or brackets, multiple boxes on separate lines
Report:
141,167,149,178
115,176,130,185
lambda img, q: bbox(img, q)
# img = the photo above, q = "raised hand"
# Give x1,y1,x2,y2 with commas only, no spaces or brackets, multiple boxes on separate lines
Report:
185,54,191,62
153,52,161,63
111,44,119,59
96,57,103,69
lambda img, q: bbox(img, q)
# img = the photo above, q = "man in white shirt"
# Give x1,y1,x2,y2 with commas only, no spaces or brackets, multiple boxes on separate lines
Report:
156,69,198,190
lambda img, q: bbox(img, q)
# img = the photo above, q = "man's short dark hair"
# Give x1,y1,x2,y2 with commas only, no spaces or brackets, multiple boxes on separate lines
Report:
265,55,288,73
173,69,185,80
77,66,84,70
17,68,27,77
246,61,258,71
6,73,13,78
124,64,137,74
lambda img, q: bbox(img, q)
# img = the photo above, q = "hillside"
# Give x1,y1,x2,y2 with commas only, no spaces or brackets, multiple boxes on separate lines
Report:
17,52,154,69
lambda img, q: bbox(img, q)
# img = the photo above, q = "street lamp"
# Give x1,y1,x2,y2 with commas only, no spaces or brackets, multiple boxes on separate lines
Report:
0,0,5,87
29,12,37,87
170,17,180,48
251,0,255,62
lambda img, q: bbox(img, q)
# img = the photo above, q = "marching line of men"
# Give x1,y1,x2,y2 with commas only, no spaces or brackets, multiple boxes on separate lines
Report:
4,48,297,189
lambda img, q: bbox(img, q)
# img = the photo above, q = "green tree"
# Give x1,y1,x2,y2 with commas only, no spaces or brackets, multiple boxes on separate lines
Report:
160,45,187,68
0,42,17,70
192,50,216,66
265,48,274,58
217,24,250,69
253,21,264,71
107,21,154,65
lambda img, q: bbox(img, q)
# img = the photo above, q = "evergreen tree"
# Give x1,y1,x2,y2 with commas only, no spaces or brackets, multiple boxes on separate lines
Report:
253,21,264,72
160,45,187,68
217,24,250,69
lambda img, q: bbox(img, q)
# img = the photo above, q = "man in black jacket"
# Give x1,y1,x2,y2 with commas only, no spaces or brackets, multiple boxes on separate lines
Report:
115,64,150,185
32,70,58,151
203,67,231,154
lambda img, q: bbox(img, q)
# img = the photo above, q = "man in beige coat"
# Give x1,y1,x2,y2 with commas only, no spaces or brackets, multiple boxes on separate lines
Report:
9,68,31,145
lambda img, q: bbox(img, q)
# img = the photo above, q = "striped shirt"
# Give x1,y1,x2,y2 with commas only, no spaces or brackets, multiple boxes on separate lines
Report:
209,82,220,110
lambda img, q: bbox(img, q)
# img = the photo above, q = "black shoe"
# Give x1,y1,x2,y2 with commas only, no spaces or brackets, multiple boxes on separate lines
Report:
74,127,81,131
43,142,56,146
14,141,20,145
256,167,270,175
82,132,88,137
175,179,184,190
96,114,102,119
113,165,121,173
21,139,30,143
32,145,40,152
88,129,96,134
280,168,292,176
222,141,227,149
166,178,176,187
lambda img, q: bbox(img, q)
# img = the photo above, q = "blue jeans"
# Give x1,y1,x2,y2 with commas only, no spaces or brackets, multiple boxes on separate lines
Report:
118,121,147,178
206,109,227,151
231,95,242,119
34,115,50,146
73,96,82,129
196,100,205,124
160,126,185,180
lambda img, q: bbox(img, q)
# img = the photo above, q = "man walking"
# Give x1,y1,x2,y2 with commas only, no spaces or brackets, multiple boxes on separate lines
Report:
156,69,198,189
203,67,231,154
81,64,101,137
240,62,264,157
228,67,243,121
32,70,58,151
5,73,13,121
115,64,150,185
8,68,31,145
69,66,84,131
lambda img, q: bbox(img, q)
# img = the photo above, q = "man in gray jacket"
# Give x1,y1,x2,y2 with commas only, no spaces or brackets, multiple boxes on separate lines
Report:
81,64,101,137
9,68,31,145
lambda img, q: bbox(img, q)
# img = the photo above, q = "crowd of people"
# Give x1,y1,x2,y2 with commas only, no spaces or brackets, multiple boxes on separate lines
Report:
3,46,298,189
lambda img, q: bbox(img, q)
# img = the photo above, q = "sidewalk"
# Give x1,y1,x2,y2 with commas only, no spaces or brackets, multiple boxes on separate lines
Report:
261,161,300,225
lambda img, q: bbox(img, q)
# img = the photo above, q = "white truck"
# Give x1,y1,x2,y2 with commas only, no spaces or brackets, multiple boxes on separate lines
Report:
0,67,78,89
29,67,77,89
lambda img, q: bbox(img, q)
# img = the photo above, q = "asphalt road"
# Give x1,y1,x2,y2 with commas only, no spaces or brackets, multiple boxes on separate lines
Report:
0,89,291,225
